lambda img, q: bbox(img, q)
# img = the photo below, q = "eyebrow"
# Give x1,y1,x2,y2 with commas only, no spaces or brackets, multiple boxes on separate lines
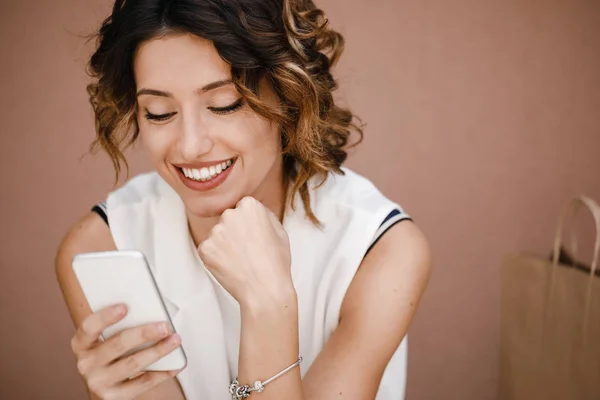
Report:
136,79,233,97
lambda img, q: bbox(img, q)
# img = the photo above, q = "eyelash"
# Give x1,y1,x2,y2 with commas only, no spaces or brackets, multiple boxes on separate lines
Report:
144,112,176,122
210,98,244,115
144,99,244,121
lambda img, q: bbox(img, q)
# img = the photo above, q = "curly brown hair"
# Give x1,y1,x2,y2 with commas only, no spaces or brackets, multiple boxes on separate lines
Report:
87,0,363,223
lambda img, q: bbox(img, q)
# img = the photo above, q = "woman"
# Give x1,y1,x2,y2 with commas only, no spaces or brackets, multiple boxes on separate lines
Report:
56,0,431,399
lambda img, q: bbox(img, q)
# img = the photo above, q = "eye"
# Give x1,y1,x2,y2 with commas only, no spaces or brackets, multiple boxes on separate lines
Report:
144,111,177,122
209,98,244,115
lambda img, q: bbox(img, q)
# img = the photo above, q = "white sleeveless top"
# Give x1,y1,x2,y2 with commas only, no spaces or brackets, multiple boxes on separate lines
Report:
104,167,410,399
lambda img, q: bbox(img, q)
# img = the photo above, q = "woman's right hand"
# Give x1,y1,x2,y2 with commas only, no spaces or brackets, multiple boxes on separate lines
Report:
71,304,183,400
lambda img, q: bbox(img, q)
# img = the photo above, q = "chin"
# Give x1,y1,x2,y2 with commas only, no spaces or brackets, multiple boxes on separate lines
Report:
183,195,240,219
187,207,226,219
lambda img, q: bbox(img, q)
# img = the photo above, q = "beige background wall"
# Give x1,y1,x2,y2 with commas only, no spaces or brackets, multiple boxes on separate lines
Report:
1,1,599,399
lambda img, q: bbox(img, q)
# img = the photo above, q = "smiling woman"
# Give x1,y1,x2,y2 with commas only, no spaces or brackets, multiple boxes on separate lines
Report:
86,0,355,224
129,33,288,220
55,1,431,400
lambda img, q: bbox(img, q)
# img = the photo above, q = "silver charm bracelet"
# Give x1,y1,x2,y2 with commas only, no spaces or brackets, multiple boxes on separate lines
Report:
229,356,303,399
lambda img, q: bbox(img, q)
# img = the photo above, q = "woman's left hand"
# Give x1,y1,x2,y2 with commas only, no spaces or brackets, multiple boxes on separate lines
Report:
198,196,295,308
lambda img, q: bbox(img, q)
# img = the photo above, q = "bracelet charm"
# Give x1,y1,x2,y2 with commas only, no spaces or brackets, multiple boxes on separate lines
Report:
229,356,303,399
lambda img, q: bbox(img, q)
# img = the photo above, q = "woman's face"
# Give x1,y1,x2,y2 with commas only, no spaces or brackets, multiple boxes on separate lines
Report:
134,33,283,218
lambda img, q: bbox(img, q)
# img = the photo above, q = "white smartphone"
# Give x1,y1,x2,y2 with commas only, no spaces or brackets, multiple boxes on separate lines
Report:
72,250,187,371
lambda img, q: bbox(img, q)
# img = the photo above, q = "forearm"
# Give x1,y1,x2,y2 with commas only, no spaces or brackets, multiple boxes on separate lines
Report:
237,290,304,400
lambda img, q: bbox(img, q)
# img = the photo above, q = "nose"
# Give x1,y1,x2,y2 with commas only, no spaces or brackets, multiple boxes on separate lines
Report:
178,113,214,160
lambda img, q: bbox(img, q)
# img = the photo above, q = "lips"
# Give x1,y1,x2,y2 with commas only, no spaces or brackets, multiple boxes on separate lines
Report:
174,157,237,192
180,158,234,182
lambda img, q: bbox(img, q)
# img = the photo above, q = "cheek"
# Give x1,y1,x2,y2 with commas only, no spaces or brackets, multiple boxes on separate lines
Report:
217,112,281,157
138,125,175,162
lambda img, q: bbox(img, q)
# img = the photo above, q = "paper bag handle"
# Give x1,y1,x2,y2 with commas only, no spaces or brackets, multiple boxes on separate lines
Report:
546,196,600,343
551,196,600,276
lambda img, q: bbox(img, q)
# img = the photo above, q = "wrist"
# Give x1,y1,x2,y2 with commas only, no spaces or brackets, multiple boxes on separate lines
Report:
240,285,298,320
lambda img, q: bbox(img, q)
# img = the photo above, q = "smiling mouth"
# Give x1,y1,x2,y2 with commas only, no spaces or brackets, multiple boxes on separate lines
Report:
179,158,235,182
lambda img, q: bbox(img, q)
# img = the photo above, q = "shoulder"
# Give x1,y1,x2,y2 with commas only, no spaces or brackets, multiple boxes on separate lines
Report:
312,167,408,218
55,171,165,319
56,212,116,263
315,167,389,205
341,220,431,329
107,171,166,208
55,212,117,325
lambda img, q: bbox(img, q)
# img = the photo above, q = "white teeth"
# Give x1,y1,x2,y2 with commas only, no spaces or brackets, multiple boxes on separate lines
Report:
182,158,234,182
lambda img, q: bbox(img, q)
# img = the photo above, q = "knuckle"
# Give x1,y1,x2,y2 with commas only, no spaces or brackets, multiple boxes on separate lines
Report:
103,388,125,400
107,335,126,356
80,318,96,337
197,241,208,255
76,356,92,376
142,324,159,341
221,208,233,219
103,392,119,400
213,224,226,237
124,354,141,372
70,336,79,352
206,226,223,243
139,371,156,388
86,375,106,396
238,196,253,207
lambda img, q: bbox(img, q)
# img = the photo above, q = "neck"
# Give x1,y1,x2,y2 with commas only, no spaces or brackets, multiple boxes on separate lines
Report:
186,160,288,247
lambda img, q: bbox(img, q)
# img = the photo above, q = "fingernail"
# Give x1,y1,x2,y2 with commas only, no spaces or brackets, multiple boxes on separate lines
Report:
159,322,171,336
169,333,181,345
114,304,126,316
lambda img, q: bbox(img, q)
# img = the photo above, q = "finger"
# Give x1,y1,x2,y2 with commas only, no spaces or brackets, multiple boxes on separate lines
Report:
109,333,182,383
106,369,181,400
236,195,258,209
92,321,173,367
72,304,127,353
220,207,235,222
